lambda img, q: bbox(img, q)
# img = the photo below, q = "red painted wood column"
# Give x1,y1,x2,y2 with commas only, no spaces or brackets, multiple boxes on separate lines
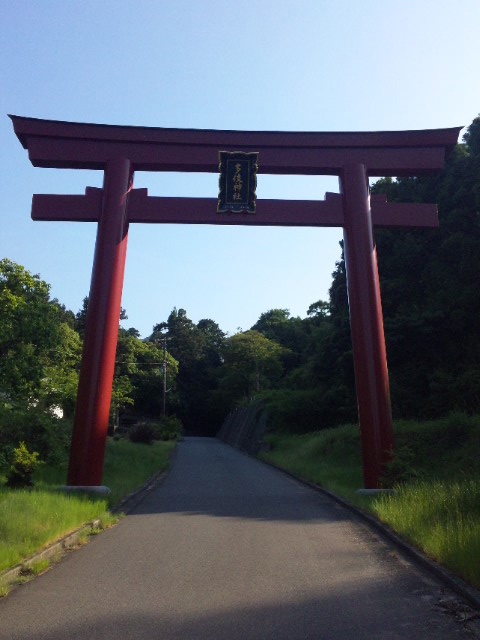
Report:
340,163,394,489
67,157,132,486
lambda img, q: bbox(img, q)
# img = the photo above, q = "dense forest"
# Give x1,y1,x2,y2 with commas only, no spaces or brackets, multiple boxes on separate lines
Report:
1,115,479,464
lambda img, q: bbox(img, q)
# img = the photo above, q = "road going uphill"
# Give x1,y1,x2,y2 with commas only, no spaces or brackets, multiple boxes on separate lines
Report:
0,438,474,639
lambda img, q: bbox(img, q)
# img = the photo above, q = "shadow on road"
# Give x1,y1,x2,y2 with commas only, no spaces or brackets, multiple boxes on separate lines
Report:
129,437,350,524
3,583,457,640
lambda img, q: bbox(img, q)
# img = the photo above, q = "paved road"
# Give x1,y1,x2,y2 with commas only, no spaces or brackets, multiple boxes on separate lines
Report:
0,438,475,639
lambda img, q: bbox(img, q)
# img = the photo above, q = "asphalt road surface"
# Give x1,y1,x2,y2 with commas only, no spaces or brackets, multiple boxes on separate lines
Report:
0,437,476,639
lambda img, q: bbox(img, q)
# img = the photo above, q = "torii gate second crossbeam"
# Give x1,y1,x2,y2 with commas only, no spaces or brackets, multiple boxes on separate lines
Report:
10,115,461,490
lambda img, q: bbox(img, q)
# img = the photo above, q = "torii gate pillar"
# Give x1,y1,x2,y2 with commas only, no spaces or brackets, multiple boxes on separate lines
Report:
341,163,394,488
67,158,132,487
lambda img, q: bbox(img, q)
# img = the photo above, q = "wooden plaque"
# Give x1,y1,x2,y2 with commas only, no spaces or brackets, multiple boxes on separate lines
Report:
217,151,258,213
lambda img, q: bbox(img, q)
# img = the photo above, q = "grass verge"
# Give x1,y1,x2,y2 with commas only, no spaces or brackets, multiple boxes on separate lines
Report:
0,438,175,574
260,412,480,588
23,558,50,576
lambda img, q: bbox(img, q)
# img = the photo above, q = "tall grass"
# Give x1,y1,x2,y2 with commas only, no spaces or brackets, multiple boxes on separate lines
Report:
0,438,175,574
35,438,176,506
0,490,107,572
261,413,480,588
103,438,175,505
261,426,363,500
372,480,480,587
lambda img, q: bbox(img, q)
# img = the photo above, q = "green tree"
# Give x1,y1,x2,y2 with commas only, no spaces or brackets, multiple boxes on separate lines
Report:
114,330,178,418
0,259,62,400
151,308,204,364
251,308,291,340
38,322,82,417
251,308,310,374
197,318,226,367
221,330,287,397
307,300,330,319
0,260,79,465
75,296,128,339
73,296,89,338
150,309,224,434
312,115,480,422
187,319,227,434
51,299,75,328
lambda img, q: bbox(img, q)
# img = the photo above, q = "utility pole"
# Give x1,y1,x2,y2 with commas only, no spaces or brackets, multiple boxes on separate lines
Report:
162,335,167,417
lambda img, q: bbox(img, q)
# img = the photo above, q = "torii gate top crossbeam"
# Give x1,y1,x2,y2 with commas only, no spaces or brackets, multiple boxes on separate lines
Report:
9,115,461,176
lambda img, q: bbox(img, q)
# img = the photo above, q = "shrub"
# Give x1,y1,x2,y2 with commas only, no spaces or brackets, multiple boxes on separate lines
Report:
6,442,43,488
256,388,355,434
127,416,183,444
154,416,183,441
0,403,71,465
380,445,422,488
0,446,12,474
128,422,156,445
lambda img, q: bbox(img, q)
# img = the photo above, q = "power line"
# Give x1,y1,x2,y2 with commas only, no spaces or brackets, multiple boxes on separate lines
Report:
114,361,166,365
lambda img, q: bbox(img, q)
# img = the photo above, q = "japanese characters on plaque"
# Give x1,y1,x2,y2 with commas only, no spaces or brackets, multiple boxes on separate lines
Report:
217,151,259,213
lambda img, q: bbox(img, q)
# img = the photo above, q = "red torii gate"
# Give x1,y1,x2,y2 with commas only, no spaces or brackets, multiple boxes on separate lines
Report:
10,115,461,490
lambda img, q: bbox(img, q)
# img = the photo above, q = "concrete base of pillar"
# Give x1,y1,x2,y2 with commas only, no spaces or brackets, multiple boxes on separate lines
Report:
356,488,395,496
59,485,111,496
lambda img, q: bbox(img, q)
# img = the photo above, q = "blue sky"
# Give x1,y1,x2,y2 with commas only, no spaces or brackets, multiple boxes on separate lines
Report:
1,0,479,336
